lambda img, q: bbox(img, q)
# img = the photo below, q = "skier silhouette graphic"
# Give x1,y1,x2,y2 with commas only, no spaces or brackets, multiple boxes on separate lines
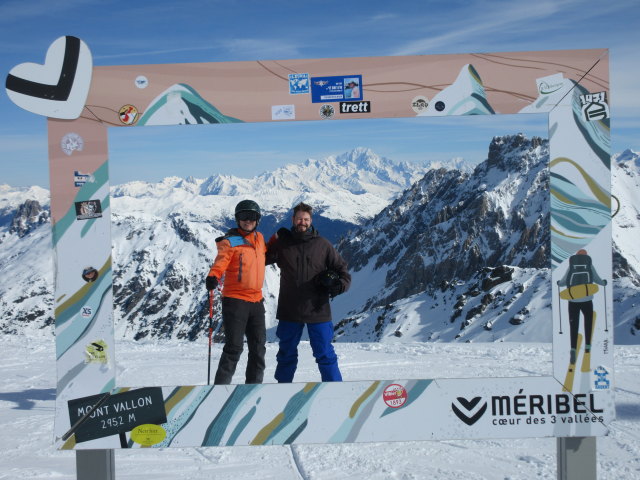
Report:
557,249,607,389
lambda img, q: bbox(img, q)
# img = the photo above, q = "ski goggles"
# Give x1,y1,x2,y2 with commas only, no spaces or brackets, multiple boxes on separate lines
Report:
236,211,260,222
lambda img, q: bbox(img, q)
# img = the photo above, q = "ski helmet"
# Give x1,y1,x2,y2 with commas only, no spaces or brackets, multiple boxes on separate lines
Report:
234,199,261,225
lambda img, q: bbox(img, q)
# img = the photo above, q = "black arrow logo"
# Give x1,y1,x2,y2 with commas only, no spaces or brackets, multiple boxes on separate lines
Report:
451,396,487,426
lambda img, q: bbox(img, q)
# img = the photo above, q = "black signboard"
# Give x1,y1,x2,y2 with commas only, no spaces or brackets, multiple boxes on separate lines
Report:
67,387,167,443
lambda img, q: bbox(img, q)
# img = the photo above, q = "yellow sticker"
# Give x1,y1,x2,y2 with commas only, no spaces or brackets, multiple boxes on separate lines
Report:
130,424,166,446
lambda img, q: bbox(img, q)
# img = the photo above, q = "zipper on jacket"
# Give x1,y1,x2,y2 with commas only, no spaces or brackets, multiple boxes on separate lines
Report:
238,252,243,281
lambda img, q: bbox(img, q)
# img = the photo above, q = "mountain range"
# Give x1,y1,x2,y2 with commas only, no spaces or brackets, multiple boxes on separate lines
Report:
0,140,638,344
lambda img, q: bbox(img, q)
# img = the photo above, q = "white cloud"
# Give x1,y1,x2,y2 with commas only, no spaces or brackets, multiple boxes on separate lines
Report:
0,0,100,23
220,38,302,60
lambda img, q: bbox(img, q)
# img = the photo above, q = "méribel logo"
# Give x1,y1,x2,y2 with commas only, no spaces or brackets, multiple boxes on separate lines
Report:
451,396,488,426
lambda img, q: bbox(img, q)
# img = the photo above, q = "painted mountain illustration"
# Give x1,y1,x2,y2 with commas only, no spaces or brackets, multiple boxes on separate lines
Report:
139,83,242,126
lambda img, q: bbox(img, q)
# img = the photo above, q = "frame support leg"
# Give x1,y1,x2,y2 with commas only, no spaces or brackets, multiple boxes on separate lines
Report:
76,449,115,480
557,436,596,480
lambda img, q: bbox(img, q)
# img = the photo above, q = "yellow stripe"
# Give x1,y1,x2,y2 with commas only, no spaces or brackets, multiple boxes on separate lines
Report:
349,381,380,418
54,257,112,317
251,412,284,445
550,157,610,208
551,225,585,240
550,187,574,205
164,386,195,415
302,382,318,393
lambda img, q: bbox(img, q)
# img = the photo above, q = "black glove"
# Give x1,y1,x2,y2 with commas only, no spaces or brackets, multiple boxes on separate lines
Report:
314,269,344,298
328,281,345,298
206,275,218,291
602,279,608,286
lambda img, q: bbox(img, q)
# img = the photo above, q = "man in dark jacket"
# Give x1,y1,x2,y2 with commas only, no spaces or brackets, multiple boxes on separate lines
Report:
267,202,351,382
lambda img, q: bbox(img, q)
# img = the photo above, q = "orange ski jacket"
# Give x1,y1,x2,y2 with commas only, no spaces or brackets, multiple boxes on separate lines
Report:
208,228,266,303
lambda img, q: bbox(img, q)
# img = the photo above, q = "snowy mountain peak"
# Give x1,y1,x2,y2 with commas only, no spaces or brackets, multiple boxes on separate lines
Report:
2,137,639,346
485,133,546,172
614,148,640,166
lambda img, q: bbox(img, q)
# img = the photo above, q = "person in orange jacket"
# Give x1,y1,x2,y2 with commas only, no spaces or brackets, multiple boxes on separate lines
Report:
206,200,267,384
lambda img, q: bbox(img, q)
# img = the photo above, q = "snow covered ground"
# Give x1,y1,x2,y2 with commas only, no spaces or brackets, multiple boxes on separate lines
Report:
1,336,638,479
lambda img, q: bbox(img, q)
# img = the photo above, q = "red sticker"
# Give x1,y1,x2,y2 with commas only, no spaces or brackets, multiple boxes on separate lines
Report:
382,384,407,408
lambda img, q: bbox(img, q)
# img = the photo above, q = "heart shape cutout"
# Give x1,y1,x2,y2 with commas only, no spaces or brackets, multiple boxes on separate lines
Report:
5,36,92,119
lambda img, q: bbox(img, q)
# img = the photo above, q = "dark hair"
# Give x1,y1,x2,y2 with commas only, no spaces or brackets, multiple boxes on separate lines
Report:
293,202,313,216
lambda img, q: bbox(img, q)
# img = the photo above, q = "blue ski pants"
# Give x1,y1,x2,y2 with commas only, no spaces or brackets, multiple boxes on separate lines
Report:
274,320,342,383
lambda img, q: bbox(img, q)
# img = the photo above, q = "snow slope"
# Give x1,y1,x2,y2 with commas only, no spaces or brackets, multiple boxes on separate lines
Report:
0,335,638,479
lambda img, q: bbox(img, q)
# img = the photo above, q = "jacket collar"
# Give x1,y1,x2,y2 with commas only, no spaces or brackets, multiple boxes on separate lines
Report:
290,225,318,241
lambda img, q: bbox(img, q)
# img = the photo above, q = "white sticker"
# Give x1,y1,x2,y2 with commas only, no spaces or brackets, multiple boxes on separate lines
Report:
135,75,149,89
411,95,429,113
272,104,295,120
61,133,84,156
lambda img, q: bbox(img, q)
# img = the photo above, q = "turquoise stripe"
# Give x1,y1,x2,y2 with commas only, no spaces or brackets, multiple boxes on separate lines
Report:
227,405,257,446
262,383,323,445
52,161,109,246
162,387,212,447
202,385,262,445
56,269,112,359
55,265,112,327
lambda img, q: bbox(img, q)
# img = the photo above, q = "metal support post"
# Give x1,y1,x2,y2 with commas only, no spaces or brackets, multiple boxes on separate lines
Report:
557,436,597,480
76,449,115,480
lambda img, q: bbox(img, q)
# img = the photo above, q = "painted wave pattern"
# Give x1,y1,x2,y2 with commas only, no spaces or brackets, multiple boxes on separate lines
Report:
155,386,212,448
549,87,611,267
138,380,434,447
419,64,495,116
54,161,114,359
251,382,324,445
55,262,112,359
202,384,264,446
331,379,432,443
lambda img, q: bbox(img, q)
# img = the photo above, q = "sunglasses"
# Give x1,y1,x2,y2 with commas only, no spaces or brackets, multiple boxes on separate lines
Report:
236,211,260,222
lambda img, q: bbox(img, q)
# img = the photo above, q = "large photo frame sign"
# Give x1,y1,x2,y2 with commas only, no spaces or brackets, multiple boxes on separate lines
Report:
6,38,614,449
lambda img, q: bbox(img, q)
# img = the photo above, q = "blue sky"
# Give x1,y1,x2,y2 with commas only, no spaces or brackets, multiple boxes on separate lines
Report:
1,0,638,187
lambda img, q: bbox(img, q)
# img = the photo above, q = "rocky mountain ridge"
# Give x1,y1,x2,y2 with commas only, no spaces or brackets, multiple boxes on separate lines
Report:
1,142,639,344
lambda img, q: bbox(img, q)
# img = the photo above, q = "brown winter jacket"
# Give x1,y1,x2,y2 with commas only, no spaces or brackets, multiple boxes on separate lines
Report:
266,226,351,324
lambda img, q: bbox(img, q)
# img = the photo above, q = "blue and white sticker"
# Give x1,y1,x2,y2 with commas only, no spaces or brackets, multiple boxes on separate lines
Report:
593,365,611,390
272,104,295,120
135,75,149,89
311,75,362,103
288,73,309,94
74,170,94,187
